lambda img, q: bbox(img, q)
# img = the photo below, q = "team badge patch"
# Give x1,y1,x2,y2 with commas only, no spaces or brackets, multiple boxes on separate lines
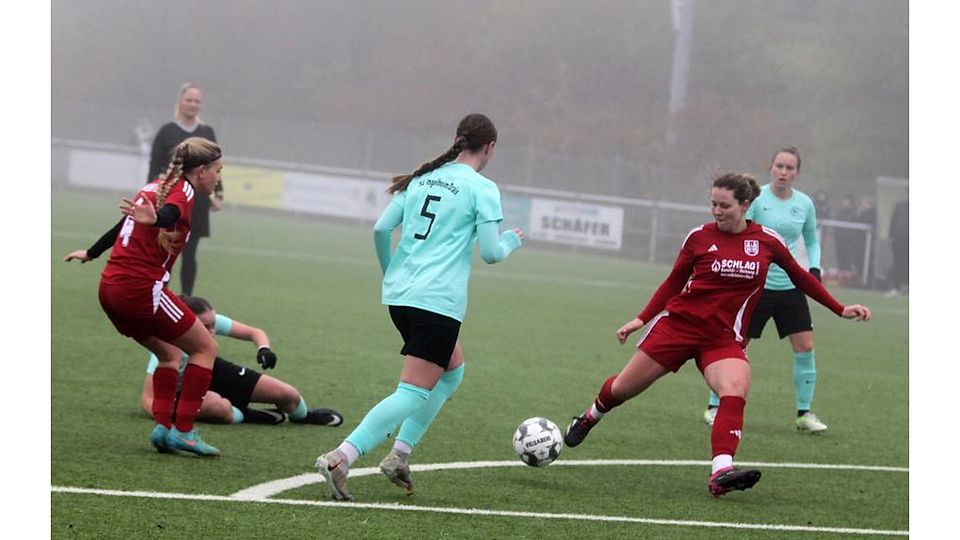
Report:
743,239,759,256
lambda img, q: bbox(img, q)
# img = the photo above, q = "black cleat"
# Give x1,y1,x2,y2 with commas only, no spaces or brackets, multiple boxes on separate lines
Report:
564,415,598,448
290,407,344,427
708,467,762,497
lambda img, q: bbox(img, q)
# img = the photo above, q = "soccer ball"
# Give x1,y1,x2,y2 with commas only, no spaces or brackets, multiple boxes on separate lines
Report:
513,417,563,467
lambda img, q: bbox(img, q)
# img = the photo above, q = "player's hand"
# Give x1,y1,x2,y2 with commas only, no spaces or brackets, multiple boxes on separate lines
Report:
616,318,645,344
211,196,223,211
513,227,525,241
841,304,871,322
257,347,278,370
121,197,157,225
63,249,92,263
810,267,822,283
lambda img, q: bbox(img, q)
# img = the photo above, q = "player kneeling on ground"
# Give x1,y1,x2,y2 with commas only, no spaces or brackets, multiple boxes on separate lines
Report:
140,295,343,428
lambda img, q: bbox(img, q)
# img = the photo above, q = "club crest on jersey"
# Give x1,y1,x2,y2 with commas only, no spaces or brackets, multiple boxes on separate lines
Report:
743,240,759,256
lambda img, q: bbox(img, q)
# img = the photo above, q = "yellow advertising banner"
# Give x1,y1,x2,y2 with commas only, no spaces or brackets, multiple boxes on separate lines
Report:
224,165,285,208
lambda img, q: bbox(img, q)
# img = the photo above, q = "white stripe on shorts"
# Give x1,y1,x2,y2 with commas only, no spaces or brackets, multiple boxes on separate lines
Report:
635,312,669,349
158,291,183,322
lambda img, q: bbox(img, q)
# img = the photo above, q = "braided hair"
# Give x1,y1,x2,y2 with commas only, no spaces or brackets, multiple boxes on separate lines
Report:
156,137,222,205
387,113,497,194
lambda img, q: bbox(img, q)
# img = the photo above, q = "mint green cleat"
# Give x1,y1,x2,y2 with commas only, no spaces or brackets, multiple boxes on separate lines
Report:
150,424,175,453
166,427,221,457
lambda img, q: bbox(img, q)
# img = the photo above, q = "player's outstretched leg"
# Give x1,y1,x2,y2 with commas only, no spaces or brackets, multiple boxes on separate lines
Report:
565,375,623,448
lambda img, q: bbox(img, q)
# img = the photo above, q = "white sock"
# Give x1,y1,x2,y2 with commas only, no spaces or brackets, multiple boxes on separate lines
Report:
587,403,606,422
712,454,733,474
393,440,413,456
337,441,361,466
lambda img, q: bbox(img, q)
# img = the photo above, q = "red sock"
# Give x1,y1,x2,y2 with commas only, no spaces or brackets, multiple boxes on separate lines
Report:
595,375,624,413
711,395,746,458
174,364,213,432
152,367,179,428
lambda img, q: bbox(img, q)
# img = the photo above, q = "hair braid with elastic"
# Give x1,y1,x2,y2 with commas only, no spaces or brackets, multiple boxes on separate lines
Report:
387,138,467,194
156,144,187,208
386,114,497,195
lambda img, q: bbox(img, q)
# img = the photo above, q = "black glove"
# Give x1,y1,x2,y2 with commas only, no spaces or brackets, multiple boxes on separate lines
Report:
809,267,822,283
257,347,277,370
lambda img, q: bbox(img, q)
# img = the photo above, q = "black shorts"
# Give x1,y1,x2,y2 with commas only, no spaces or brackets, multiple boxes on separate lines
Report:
388,305,461,369
747,288,813,340
208,357,262,409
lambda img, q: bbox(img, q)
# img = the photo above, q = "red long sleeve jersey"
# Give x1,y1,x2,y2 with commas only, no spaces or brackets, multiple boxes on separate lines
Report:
637,221,843,343
101,178,195,284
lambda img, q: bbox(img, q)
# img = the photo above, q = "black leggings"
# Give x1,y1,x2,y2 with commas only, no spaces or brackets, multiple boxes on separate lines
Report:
180,233,201,295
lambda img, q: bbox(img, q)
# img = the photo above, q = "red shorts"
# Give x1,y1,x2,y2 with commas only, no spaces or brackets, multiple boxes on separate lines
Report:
98,279,196,343
636,313,748,373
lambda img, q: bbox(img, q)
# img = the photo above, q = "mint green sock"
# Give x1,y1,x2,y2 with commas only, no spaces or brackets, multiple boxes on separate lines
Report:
707,389,720,408
231,406,244,424
794,350,816,411
345,382,430,457
289,396,308,421
397,364,465,449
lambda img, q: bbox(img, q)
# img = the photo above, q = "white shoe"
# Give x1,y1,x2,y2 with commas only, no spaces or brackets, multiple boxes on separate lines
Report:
315,449,353,500
796,411,828,433
703,407,717,426
379,449,415,494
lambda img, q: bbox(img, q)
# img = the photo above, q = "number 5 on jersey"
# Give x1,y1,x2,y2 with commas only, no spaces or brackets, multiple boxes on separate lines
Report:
414,195,441,240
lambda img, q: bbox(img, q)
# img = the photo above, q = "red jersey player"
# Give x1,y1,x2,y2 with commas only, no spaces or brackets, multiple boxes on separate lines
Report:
64,137,226,457
562,172,871,497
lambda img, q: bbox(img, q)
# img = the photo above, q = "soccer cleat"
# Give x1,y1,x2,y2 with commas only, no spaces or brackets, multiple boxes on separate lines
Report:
315,449,353,501
379,449,415,494
290,407,344,427
796,411,828,433
242,407,286,425
150,424,174,453
563,414,598,448
703,406,718,426
708,466,762,497
165,427,221,457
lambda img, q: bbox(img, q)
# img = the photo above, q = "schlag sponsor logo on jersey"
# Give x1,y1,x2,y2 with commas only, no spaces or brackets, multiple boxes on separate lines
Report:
711,258,761,279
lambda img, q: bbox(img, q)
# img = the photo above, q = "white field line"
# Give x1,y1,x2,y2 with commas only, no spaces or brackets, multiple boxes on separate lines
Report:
233,459,907,500
51,230,912,315
50,484,908,537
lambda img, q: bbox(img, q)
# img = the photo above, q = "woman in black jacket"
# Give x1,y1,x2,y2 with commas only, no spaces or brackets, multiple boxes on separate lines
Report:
148,83,222,295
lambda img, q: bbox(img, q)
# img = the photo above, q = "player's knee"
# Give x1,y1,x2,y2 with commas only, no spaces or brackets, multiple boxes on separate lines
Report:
279,384,301,408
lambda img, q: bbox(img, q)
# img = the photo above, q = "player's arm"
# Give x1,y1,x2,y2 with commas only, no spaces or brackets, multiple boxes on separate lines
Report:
373,199,404,274
477,221,523,264
635,242,697,325
63,218,125,263
774,241,869,319
227,320,277,369
803,201,822,280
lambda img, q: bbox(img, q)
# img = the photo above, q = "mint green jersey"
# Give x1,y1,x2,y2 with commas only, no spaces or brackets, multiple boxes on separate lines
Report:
382,162,504,321
745,184,821,290
145,313,233,374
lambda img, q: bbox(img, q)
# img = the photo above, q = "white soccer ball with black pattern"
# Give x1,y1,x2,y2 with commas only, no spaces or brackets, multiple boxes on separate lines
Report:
513,417,563,467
